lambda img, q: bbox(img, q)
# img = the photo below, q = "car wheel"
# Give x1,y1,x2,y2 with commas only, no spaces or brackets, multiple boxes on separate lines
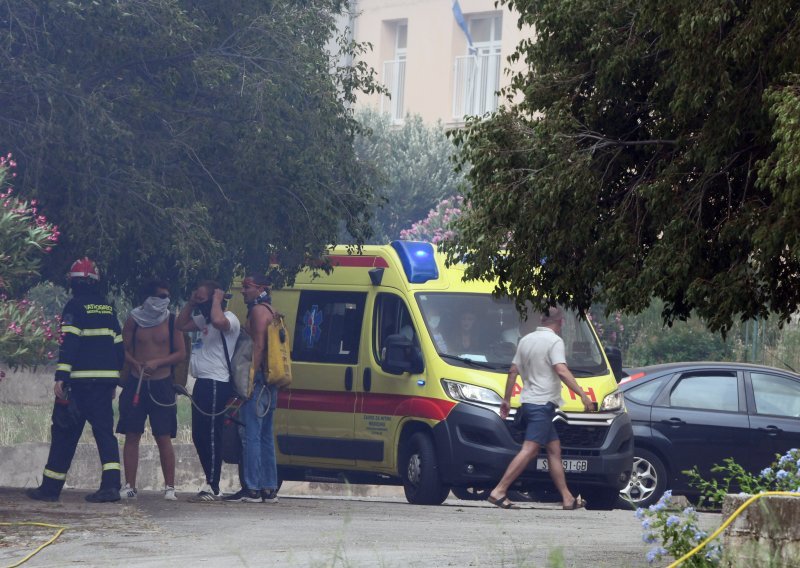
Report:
451,487,491,501
618,449,668,508
401,432,449,505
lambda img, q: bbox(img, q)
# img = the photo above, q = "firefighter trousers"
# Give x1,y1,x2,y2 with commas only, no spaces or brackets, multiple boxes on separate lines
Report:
39,383,121,497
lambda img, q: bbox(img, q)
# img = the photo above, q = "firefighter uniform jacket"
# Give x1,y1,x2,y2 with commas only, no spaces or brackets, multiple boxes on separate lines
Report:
55,292,124,384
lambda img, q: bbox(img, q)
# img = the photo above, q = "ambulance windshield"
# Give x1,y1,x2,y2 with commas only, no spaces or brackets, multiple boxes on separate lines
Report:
415,293,607,375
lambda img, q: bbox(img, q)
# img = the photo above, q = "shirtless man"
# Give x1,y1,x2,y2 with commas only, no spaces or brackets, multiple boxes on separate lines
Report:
117,280,186,500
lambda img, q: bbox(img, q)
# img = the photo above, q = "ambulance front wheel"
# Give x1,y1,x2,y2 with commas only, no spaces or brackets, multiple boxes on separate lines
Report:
401,432,449,505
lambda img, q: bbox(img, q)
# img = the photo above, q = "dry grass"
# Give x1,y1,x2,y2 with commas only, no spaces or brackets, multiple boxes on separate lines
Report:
0,399,193,446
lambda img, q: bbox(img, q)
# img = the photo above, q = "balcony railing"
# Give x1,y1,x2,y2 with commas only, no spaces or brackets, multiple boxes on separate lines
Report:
381,59,406,123
452,53,501,120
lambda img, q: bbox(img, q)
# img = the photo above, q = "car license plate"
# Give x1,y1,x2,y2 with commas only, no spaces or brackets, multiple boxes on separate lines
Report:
536,458,588,472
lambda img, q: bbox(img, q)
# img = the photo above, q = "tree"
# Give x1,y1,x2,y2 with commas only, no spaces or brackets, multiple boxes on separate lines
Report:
0,0,383,293
446,0,800,333
355,109,464,243
0,154,61,372
400,196,464,244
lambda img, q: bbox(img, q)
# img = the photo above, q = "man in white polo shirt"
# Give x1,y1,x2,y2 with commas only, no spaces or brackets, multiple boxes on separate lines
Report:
488,306,594,510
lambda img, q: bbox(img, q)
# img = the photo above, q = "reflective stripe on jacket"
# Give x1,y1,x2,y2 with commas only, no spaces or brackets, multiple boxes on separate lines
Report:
55,294,124,385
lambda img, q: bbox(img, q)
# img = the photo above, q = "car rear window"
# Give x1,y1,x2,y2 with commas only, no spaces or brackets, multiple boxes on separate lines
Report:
669,373,738,412
751,373,800,417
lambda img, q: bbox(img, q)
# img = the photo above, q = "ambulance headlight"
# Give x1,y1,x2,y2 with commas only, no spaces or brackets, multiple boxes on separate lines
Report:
442,380,503,413
599,390,625,412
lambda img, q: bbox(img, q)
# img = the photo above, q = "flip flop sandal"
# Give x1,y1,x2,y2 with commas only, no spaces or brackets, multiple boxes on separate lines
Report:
563,496,587,510
488,495,520,509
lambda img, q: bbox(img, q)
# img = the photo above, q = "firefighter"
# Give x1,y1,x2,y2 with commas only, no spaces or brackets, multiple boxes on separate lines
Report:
26,257,125,503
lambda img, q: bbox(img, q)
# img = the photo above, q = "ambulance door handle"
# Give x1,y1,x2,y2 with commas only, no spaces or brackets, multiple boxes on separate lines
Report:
344,367,353,391
363,368,372,392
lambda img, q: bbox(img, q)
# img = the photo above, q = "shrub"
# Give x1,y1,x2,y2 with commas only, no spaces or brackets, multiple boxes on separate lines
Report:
0,153,61,372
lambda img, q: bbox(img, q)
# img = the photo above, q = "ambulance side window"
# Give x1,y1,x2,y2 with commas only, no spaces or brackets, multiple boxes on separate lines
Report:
292,291,366,364
373,293,417,362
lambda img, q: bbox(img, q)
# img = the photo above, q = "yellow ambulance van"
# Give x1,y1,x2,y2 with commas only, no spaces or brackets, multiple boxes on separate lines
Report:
233,241,632,507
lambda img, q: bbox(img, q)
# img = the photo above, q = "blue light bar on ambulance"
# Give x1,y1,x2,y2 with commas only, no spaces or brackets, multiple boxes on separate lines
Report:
390,241,439,283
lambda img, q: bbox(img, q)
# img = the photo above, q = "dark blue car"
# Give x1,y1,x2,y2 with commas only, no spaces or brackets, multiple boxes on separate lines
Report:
617,362,800,507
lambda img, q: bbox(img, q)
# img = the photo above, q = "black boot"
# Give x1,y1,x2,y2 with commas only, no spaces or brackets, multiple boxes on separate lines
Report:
26,487,59,502
84,488,120,503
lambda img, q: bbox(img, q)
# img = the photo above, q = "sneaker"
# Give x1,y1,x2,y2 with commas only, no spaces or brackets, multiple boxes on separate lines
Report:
261,489,279,503
25,487,59,503
223,488,262,503
164,486,177,501
120,484,138,500
85,488,121,503
195,483,221,502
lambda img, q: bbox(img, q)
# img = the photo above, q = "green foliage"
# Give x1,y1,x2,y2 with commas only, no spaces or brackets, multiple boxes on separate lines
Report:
685,459,767,510
686,449,800,509
0,156,59,294
636,492,721,566
625,318,733,366
0,1,384,293
446,0,800,333
355,109,464,243
0,155,61,370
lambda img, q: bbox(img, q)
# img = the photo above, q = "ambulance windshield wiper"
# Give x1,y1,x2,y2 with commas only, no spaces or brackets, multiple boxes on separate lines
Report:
438,353,500,371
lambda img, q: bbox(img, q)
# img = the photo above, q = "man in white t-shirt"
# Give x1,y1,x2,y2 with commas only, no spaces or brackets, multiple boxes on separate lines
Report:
487,307,594,510
176,280,240,500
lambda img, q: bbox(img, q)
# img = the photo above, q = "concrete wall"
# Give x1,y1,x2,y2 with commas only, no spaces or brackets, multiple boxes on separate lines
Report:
722,494,800,567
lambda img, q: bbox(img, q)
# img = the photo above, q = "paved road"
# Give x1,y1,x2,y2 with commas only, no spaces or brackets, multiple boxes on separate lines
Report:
0,487,717,567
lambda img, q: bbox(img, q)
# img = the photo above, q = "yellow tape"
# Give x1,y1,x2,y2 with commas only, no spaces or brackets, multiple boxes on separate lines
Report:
0,521,67,568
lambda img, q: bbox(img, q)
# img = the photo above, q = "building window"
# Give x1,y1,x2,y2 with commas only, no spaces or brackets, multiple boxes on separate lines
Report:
453,12,502,119
382,21,407,123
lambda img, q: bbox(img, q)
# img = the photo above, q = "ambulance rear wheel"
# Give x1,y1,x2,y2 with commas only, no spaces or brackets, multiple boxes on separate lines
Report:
402,432,448,505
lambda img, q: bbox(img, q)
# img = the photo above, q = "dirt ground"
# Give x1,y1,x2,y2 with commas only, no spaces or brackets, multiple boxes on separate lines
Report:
0,486,720,568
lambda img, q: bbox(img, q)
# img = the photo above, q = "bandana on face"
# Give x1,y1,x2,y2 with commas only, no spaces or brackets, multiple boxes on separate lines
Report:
130,296,171,327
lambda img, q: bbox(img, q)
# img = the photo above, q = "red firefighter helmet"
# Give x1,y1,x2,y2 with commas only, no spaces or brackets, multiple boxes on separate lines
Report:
68,257,100,281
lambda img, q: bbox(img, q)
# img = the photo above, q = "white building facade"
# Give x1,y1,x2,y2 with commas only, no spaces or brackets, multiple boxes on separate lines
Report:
350,0,532,127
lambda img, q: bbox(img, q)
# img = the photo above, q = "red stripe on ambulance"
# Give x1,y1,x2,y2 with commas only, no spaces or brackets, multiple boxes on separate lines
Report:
284,389,456,422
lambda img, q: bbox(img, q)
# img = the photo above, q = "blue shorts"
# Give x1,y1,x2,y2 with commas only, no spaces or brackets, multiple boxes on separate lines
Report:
521,402,559,445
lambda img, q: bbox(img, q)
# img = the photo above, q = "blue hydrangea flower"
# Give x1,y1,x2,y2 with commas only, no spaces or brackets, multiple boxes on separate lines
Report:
694,530,707,542
635,507,646,520
666,515,680,527
662,489,673,500
777,470,789,480
646,547,667,564
761,467,773,477
641,519,651,530
649,501,666,512
779,454,792,466
642,532,656,544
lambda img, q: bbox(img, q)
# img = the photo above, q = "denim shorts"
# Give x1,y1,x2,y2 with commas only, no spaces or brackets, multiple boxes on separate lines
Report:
521,402,559,445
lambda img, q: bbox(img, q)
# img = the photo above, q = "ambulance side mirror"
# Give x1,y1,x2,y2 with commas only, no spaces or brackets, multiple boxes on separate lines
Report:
604,345,624,383
381,334,424,375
